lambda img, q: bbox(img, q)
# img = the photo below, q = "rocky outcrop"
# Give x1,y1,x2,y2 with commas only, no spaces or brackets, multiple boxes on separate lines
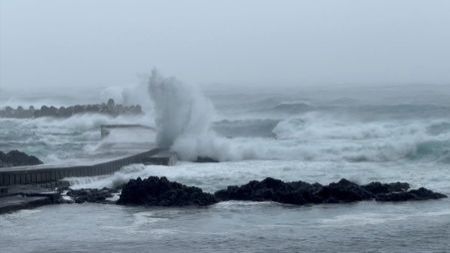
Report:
3,177,445,214
214,177,323,205
362,181,410,195
116,177,446,208
0,150,43,167
214,178,447,205
375,187,447,202
66,188,118,204
117,176,218,206
315,179,374,203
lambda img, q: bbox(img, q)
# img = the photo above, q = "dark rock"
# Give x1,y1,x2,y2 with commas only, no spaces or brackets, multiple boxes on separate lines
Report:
0,150,43,167
117,176,218,206
215,177,322,205
55,181,71,192
375,187,447,202
315,179,373,203
215,177,447,205
67,188,117,204
362,181,410,195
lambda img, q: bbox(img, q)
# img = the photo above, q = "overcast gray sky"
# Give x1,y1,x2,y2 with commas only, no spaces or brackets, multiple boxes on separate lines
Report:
1,0,450,94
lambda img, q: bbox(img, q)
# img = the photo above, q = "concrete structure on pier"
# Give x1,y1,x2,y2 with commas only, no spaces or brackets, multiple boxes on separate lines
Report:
100,124,156,138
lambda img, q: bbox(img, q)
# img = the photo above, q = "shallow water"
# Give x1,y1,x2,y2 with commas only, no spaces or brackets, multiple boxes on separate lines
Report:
1,159,449,253
1,198,449,253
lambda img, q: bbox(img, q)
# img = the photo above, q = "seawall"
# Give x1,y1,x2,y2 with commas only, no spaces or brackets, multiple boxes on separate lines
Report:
0,149,177,187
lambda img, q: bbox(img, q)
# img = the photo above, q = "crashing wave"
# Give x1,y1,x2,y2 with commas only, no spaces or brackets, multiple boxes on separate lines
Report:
146,70,450,163
148,69,227,160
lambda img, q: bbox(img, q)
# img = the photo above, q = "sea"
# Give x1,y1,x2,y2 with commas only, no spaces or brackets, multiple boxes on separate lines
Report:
1,81,450,253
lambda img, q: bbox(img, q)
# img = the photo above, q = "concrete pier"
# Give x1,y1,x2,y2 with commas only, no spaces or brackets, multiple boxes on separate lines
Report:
0,195,53,214
0,148,177,213
100,124,155,138
0,149,177,187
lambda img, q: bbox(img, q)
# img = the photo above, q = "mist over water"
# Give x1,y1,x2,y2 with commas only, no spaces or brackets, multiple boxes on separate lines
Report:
2,74,450,165
148,70,213,148
148,70,246,161
144,72,450,163
2,1,450,251
2,78,450,253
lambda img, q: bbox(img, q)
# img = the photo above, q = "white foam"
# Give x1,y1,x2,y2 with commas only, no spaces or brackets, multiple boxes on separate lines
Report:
146,71,450,163
67,159,450,196
148,69,232,161
319,212,406,227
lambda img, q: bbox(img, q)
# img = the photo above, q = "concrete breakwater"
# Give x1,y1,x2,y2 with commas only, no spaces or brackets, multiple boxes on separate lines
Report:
0,149,177,187
0,185,61,214
0,148,176,213
100,124,156,138
0,98,142,118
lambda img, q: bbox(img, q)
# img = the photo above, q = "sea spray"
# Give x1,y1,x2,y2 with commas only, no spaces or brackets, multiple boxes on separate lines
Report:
148,69,227,160
100,82,154,116
146,70,450,162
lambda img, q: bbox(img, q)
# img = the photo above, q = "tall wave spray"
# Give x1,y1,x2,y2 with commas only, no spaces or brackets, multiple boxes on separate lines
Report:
148,70,227,160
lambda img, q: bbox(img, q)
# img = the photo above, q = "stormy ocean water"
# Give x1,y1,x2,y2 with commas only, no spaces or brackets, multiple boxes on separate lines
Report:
1,75,450,252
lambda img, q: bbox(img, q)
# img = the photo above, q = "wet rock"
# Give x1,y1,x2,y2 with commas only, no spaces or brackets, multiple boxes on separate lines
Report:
375,187,447,202
215,177,447,205
117,176,217,206
0,150,43,167
214,177,322,205
67,188,117,204
362,181,410,195
315,179,373,203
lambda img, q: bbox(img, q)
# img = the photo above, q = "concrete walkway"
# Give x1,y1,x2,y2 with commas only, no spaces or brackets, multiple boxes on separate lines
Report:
0,148,177,214
0,149,176,187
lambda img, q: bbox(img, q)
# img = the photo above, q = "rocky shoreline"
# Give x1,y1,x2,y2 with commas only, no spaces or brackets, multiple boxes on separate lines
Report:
1,176,447,214
66,176,447,206
214,177,447,204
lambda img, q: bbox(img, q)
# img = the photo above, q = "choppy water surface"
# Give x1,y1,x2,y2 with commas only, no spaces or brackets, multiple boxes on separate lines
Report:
1,194,449,253
1,85,450,252
2,161,450,252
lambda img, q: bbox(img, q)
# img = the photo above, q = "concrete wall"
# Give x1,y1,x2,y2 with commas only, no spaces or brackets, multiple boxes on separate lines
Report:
0,149,175,186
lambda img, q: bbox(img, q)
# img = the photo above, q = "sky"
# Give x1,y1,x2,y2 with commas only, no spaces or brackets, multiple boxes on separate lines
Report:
1,0,450,95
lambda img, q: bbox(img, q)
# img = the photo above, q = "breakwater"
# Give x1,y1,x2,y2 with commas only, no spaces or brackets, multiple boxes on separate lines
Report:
0,99,142,118
0,149,176,187
100,124,155,138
